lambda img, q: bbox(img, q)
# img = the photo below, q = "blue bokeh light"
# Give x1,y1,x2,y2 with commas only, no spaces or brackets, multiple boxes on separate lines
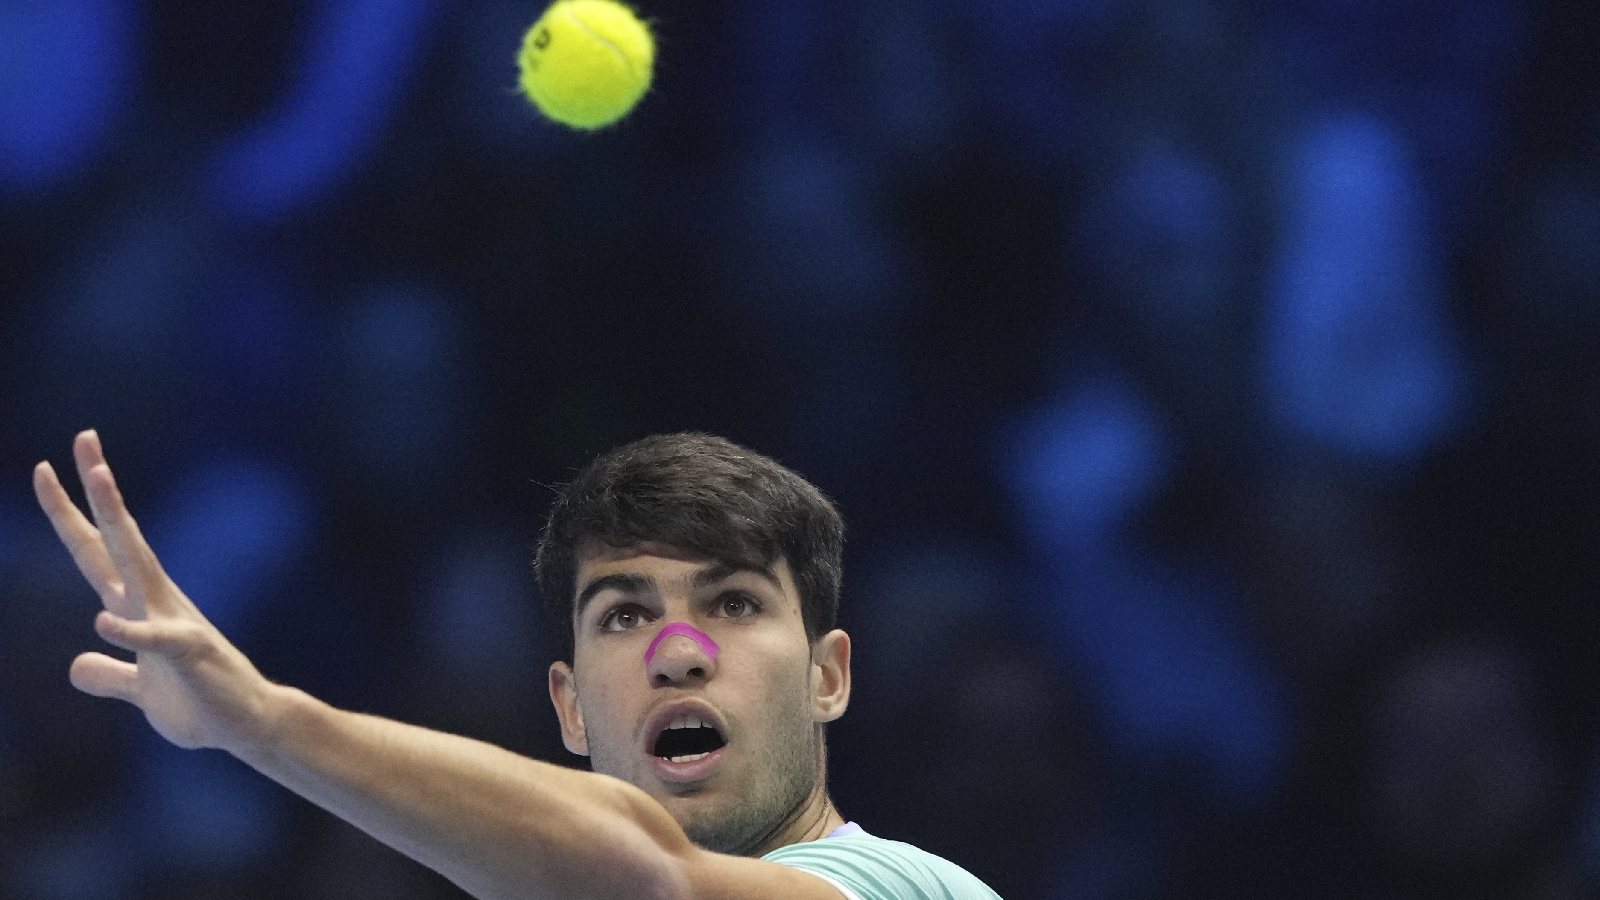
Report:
1078,143,1238,336
1263,113,1470,466
136,738,288,873
0,0,136,193
1003,375,1174,555
142,459,316,639
206,0,443,220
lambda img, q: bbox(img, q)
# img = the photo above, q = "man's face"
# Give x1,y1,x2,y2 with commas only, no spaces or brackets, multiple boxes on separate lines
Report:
547,542,849,854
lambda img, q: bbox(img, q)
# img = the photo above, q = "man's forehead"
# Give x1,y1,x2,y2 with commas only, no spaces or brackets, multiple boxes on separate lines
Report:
576,540,708,566
575,543,788,585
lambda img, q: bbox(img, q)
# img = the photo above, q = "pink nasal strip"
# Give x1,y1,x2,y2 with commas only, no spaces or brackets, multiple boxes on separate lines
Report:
645,623,720,664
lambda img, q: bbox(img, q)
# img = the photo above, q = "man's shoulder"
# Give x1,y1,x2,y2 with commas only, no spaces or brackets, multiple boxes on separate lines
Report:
762,829,1003,900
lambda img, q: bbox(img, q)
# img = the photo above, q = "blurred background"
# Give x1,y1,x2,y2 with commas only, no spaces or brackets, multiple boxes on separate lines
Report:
1,0,1599,897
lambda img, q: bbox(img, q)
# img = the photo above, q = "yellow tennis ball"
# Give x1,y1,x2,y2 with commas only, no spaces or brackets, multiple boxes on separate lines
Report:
517,0,654,130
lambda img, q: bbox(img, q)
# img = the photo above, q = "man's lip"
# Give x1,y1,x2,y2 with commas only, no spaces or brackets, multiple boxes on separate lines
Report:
651,745,728,785
641,698,729,757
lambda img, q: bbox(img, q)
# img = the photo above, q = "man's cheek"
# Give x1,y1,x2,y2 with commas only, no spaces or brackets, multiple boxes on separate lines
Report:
578,687,626,756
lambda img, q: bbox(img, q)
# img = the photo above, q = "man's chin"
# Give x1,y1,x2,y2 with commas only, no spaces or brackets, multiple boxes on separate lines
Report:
638,784,752,853
678,805,765,855
669,780,818,857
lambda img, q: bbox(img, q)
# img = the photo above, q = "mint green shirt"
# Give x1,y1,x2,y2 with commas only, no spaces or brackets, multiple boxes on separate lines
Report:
762,825,1003,900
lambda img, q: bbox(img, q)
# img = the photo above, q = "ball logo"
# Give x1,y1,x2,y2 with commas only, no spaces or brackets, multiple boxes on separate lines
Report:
517,0,654,130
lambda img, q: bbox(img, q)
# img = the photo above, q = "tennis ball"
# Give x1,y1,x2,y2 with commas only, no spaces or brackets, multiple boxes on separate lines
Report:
517,0,654,130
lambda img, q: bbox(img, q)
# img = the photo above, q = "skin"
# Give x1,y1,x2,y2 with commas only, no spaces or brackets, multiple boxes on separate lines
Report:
550,543,851,856
33,430,856,900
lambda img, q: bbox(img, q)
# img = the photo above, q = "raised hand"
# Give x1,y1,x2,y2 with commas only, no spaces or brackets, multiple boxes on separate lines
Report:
34,431,279,753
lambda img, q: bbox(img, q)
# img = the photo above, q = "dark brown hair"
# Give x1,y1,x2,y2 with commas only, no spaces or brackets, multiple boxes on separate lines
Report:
535,433,844,661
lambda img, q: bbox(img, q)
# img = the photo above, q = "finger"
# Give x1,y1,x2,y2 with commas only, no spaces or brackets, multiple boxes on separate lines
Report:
69,652,140,702
79,458,174,618
72,429,107,478
94,610,197,657
33,460,128,605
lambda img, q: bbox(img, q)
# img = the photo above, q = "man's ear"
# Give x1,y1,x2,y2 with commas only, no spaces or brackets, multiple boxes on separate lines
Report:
810,629,852,723
548,661,590,755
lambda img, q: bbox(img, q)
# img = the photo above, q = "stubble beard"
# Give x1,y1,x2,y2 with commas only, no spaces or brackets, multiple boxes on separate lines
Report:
678,718,819,855
588,702,822,858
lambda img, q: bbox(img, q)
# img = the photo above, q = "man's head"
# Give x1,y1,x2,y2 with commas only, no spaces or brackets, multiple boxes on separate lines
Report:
536,434,851,854
535,433,845,663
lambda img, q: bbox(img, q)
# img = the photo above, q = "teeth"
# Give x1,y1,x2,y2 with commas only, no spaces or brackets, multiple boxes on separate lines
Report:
669,752,710,763
668,714,706,730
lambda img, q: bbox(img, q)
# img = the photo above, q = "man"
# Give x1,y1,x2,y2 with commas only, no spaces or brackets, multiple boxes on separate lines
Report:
35,430,1001,900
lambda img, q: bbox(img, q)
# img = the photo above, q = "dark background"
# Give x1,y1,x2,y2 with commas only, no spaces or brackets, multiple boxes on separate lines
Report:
3,0,1600,897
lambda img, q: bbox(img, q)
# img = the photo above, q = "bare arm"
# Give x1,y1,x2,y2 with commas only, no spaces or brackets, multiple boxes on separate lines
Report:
36,431,842,900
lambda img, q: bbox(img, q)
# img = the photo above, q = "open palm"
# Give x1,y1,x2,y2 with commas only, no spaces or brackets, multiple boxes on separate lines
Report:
34,431,274,752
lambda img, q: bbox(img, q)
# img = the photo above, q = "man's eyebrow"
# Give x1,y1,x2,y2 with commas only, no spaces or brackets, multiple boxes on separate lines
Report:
574,562,781,618
694,560,781,591
575,573,654,619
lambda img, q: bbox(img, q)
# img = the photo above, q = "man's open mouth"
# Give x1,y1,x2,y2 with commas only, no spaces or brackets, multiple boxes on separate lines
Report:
651,713,727,763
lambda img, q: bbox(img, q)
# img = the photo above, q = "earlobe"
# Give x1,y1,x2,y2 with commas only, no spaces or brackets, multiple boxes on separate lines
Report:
548,661,590,756
810,629,852,723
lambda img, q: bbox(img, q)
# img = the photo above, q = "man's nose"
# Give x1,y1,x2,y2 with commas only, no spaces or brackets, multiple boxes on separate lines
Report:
645,624,719,685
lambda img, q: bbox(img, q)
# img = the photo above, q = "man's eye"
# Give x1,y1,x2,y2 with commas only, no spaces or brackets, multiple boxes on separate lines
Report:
718,594,758,618
601,606,649,631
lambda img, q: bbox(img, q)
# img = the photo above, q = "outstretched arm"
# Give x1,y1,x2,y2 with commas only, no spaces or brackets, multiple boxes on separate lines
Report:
36,431,841,900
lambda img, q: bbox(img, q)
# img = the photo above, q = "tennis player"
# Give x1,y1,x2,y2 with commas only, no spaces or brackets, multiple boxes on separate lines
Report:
36,430,1001,899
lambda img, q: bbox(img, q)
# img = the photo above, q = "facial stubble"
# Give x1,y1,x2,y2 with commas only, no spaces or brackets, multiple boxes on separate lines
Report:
584,668,823,857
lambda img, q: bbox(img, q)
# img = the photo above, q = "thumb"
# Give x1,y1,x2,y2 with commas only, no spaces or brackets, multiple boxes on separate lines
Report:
69,652,140,703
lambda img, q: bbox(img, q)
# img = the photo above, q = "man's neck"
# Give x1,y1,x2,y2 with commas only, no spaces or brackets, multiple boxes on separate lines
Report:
748,786,847,857
747,732,847,856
